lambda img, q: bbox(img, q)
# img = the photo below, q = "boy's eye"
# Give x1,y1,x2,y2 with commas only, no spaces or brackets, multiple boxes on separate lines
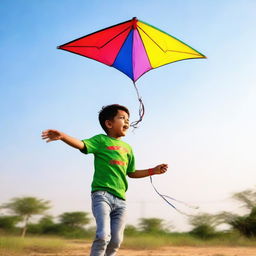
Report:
119,116,129,122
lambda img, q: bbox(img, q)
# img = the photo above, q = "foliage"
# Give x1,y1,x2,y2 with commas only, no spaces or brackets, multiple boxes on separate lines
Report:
59,211,90,228
124,224,138,235
138,218,170,233
0,216,21,231
26,212,93,238
27,215,54,234
189,213,219,228
188,187,256,239
232,189,256,210
188,213,218,239
1,197,51,237
216,188,256,238
214,211,238,225
2,197,51,217
229,207,256,238
55,225,93,238
189,224,217,239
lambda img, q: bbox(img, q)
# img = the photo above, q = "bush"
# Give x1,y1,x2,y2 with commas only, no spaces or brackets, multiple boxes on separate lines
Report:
189,224,217,239
124,225,138,236
138,218,169,233
0,216,21,231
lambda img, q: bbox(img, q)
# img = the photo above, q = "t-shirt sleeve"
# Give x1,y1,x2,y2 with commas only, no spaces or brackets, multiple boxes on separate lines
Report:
126,148,136,173
80,135,101,154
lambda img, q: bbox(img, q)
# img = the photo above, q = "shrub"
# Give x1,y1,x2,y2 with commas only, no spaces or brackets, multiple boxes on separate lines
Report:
189,224,217,239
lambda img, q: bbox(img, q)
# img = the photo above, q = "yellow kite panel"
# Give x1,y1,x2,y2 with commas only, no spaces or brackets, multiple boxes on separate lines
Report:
137,21,205,68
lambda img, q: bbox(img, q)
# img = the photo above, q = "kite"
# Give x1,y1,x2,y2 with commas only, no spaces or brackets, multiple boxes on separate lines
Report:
58,17,206,127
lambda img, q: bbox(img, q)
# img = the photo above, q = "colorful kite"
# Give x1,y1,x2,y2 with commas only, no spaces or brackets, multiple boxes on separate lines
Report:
58,17,206,126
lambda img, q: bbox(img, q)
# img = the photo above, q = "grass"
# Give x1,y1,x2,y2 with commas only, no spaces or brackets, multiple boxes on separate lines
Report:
0,236,66,255
122,233,256,250
1,233,256,255
122,233,204,249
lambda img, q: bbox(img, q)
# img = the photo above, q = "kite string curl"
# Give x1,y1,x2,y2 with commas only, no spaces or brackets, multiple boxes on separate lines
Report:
130,82,145,129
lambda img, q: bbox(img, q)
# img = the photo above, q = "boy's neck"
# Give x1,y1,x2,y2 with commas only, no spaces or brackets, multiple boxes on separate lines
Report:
106,132,123,140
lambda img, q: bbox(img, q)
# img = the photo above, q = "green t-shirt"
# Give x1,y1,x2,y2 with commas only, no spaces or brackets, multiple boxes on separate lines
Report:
80,134,135,200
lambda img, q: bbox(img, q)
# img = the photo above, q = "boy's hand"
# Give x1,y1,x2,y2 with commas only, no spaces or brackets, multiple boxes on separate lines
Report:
128,164,168,178
41,129,63,142
153,164,168,175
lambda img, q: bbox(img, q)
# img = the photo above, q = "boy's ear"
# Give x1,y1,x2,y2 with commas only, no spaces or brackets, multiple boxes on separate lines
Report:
105,120,113,129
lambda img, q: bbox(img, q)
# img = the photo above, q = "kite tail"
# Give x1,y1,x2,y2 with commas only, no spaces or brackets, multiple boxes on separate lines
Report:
150,176,199,217
130,82,145,128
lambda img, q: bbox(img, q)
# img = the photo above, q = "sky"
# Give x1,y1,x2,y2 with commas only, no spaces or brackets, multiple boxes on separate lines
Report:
1,0,256,231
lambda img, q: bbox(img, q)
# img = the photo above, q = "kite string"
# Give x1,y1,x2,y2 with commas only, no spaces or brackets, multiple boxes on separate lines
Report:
150,176,199,216
130,81,145,128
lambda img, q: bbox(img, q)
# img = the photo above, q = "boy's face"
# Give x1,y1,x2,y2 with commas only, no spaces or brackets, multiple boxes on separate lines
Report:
105,110,130,138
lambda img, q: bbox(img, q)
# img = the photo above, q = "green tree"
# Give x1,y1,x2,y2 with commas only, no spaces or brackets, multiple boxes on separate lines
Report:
39,215,55,227
124,224,138,235
229,189,256,237
1,197,50,237
189,213,218,239
189,213,218,227
139,218,169,233
216,188,256,237
232,189,256,210
0,215,21,231
229,207,256,237
59,212,90,228
27,215,55,234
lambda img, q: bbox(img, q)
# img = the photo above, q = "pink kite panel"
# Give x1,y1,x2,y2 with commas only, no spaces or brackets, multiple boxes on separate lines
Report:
132,30,152,81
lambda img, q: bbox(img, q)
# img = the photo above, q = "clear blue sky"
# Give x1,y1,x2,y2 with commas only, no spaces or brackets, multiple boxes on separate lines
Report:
1,0,256,231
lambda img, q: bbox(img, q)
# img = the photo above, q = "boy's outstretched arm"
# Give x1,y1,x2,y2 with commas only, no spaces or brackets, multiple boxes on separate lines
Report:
41,129,84,150
128,164,168,178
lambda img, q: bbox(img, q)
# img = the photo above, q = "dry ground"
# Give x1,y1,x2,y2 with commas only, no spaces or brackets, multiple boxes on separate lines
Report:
20,241,256,256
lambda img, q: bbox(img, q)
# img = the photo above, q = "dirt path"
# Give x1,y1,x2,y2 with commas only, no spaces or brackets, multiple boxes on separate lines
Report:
120,246,256,256
27,241,256,256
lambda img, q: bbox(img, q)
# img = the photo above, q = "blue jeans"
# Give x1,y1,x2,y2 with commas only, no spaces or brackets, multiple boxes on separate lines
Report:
90,191,126,256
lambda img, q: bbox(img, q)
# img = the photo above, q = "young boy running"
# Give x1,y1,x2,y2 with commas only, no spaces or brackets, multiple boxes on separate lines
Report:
42,104,168,256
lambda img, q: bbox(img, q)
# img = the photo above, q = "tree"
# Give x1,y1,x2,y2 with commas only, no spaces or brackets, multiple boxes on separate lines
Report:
189,213,218,239
27,215,55,234
232,189,256,210
187,188,256,239
211,188,256,238
39,215,55,227
228,188,256,237
138,218,169,233
189,213,219,227
59,212,90,228
1,197,50,237
0,215,21,231
124,224,138,235
229,207,256,237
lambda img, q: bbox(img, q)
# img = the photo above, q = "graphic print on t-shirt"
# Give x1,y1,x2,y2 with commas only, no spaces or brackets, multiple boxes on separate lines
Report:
107,145,129,166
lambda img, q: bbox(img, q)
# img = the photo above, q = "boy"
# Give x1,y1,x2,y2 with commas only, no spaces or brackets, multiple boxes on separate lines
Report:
42,104,168,256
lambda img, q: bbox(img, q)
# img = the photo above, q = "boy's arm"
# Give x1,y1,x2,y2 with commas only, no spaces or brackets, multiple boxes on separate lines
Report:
128,164,168,178
41,129,84,150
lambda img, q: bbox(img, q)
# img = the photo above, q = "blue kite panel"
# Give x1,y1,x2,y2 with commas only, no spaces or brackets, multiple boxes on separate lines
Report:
112,29,133,80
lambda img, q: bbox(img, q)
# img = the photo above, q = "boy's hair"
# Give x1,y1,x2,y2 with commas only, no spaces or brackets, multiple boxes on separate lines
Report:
99,104,130,134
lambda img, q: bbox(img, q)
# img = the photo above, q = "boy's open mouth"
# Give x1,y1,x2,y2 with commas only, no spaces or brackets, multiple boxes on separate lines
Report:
123,125,129,130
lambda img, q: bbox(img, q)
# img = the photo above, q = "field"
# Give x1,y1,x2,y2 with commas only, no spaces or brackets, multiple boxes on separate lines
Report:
1,236,256,256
